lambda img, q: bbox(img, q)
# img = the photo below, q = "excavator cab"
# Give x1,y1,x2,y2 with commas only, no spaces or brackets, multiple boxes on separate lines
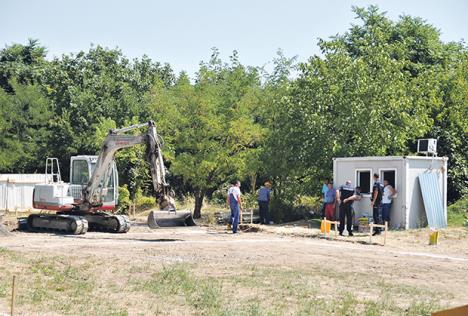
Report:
69,156,118,210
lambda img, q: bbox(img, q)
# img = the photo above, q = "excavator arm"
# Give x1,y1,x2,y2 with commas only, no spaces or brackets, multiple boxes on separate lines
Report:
80,121,175,213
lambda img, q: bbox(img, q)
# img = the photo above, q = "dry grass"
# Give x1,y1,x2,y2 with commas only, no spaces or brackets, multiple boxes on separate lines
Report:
0,245,449,316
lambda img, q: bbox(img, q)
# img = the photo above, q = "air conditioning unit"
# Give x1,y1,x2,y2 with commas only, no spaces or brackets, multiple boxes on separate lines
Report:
417,139,437,155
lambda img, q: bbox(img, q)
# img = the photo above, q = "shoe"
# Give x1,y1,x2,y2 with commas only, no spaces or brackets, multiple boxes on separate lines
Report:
348,232,354,237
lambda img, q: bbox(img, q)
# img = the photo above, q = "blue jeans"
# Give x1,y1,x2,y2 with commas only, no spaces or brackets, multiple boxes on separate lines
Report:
381,203,392,223
230,205,240,233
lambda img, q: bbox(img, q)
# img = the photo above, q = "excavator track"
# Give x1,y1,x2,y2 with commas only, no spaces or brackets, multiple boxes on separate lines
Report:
82,213,131,233
27,214,88,235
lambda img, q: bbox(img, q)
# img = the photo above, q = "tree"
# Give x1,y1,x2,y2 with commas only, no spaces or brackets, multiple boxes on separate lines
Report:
40,45,175,180
265,6,466,201
0,39,47,93
425,51,468,201
0,81,52,172
147,51,266,218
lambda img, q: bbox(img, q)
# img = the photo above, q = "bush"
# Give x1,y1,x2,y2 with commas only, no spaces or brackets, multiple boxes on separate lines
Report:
447,196,468,227
241,192,258,209
270,199,310,223
136,195,156,211
117,185,131,214
211,183,230,206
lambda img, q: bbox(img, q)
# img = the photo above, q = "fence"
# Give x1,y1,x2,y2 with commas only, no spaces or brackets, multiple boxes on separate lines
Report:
0,174,50,212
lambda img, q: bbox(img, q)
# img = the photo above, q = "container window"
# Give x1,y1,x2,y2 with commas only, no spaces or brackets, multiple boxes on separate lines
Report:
381,170,396,189
356,170,371,194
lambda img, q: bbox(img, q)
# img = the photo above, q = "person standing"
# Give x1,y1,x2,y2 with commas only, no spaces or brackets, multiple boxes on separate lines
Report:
371,173,384,236
258,181,272,224
324,182,337,220
381,179,396,226
337,180,361,236
227,180,243,234
320,179,330,218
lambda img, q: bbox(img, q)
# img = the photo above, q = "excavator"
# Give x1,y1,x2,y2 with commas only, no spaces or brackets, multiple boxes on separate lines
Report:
28,121,196,234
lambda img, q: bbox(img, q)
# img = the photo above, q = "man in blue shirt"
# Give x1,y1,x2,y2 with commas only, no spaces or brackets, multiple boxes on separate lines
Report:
258,181,272,224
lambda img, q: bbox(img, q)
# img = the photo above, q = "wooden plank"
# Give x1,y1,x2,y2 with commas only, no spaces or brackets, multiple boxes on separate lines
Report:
432,304,468,316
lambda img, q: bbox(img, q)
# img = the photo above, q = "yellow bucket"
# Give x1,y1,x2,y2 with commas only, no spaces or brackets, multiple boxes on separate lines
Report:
429,230,439,245
320,220,331,233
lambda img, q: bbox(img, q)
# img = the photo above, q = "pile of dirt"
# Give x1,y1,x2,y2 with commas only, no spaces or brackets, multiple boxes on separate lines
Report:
0,224,11,236
0,216,12,236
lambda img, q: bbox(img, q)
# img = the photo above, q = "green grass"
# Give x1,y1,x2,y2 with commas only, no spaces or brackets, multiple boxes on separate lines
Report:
447,196,468,227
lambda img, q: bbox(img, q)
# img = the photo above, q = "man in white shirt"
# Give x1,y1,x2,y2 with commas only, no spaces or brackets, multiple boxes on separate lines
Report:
381,179,396,225
227,180,243,234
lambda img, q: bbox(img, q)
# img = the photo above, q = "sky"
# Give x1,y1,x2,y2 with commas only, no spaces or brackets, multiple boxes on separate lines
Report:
1,0,467,77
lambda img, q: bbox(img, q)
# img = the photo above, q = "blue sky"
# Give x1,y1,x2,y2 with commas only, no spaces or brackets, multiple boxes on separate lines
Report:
1,0,467,77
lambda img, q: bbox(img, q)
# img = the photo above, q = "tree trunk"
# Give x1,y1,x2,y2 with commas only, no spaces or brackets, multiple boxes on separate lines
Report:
250,174,257,194
193,189,205,219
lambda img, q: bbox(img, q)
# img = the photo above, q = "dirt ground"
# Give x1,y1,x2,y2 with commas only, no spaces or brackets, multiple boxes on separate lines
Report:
0,216,467,315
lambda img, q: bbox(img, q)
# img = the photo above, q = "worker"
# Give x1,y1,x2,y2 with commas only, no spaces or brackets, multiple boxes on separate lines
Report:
324,182,337,220
337,180,361,236
320,178,330,218
371,173,384,236
227,180,243,234
258,181,272,224
381,179,397,226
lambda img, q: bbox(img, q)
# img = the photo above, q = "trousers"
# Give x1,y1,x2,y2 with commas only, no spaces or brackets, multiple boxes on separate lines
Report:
381,203,392,223
339,203,353,233
258,201,269,224
230,205,240,233
373,203,382,232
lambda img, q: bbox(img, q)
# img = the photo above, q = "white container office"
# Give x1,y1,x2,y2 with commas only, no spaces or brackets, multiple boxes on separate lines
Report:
333,156,448,229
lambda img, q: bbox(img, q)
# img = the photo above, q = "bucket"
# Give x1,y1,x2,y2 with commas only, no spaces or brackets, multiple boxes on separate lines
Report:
320,220,331,233
147,210,196,229
429,230,439,245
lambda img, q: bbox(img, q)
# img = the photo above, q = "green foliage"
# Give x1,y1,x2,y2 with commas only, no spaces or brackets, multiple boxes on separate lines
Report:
0,80,52,172
135,195,156,211
210,182,231,205
147,50,266,216
269,198,312,223
447,196,468,227
41,45,174,180
0,6,466,217
117,185,131,214
264,6,467,202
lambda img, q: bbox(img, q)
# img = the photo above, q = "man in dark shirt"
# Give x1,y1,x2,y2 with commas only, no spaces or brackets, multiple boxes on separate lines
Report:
337,181,361,236
371,173,384,235
258,181,272,224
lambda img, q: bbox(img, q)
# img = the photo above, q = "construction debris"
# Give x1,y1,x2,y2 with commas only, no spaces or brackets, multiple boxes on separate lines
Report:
0,217,12,236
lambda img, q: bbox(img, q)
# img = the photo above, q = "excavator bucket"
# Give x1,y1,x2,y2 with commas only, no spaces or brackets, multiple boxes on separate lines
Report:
147,210,196,229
